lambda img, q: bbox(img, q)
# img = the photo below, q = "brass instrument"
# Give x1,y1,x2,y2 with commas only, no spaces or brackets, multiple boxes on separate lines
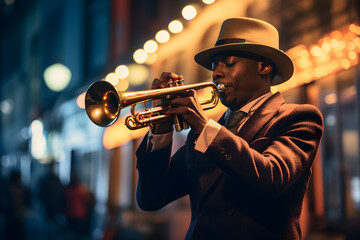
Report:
85,79,225,131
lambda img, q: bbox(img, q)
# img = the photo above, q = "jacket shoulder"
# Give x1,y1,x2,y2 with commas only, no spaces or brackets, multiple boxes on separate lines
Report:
278,103,322,117
275,103,324,130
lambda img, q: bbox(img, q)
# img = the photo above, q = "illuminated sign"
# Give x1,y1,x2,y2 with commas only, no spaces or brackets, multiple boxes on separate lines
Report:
272,23,360,92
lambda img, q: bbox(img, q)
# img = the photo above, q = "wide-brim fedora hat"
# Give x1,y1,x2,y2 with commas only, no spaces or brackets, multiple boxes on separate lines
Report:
194,17,294,86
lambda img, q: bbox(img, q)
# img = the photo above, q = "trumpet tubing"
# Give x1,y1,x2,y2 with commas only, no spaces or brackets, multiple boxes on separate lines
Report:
85,80,224,130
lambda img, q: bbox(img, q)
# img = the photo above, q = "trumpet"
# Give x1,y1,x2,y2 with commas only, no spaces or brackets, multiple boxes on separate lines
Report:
85,79,225,131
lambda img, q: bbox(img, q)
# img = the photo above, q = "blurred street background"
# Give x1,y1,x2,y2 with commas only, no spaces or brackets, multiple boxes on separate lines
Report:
1,0,360,239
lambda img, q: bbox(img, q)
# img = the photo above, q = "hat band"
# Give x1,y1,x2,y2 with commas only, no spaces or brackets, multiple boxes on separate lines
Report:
215,38,246,46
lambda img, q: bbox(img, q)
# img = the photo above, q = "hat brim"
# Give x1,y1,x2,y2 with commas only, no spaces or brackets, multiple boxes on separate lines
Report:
194,43,294,86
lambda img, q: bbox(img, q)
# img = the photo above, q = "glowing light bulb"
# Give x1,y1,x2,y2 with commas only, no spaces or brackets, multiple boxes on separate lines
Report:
43,63,72,92
155,30,170,43
133,49,148,64
182,5,197,20
105,73,119,85
115,65,129,79
168,20,183,34
202,0,215,4
144,40,158,53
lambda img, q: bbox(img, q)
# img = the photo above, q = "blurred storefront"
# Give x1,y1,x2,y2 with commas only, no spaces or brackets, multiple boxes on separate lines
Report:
1,0,360,239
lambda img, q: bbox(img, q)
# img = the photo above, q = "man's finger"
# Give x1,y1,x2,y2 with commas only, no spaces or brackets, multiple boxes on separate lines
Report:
152,78,162,89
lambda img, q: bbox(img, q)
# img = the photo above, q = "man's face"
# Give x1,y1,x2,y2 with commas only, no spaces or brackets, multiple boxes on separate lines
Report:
212,55,267,110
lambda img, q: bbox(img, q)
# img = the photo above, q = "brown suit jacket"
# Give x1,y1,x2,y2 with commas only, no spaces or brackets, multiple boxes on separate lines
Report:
136,92,323,240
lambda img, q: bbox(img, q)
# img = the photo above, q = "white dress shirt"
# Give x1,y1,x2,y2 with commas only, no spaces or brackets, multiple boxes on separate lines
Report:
147,92,273,153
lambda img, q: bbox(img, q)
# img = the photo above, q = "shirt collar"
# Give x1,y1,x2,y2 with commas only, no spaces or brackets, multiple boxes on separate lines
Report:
225,92,273,118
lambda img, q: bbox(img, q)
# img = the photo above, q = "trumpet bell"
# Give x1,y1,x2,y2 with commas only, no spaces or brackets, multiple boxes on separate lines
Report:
85,81,121,127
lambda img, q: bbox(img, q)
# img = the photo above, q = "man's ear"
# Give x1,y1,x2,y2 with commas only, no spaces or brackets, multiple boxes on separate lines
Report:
258,61,272,75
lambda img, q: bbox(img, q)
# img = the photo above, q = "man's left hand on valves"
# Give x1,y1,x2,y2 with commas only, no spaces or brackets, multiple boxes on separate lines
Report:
161,88,209,135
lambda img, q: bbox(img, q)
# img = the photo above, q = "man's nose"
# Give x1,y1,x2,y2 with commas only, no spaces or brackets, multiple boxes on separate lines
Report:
213,67,224,80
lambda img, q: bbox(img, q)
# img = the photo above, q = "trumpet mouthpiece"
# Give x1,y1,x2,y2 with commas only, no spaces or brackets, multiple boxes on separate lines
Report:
217,83,225,93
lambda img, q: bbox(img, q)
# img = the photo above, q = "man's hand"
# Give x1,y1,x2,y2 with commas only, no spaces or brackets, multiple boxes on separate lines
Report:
151,72,209,135
151,72,183,134
162,89,208,135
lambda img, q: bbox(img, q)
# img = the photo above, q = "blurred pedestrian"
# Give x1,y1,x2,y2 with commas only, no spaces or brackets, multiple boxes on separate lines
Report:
38,161,66,239
4,170,30,240
0,173,8,239
65,170,95,239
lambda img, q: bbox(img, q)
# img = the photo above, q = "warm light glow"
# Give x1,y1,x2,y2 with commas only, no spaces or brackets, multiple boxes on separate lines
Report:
116,79,129,91
272,23,360,93
133,49,148,64
310,45,322,57
144,40,158,53
344,85,357,98
330,38,339,48
103,116,149,149
182,5,197,20
348,51,357,60
128,64,149,86
77,92,86,109
342,59,351,69
202,0,215,4
43,63,72,92
155,30,170,43
115,65,129,79
325,93,337,105
105,72,119,85
145,52,158,65
349,24,360,35
168,20,183,34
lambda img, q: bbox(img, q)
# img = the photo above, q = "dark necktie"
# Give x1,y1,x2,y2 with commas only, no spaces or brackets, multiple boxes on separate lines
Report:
224,111,247,133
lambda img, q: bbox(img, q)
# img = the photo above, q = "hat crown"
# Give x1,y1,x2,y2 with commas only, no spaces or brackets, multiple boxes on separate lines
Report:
216,17,279,49
194,17,294,85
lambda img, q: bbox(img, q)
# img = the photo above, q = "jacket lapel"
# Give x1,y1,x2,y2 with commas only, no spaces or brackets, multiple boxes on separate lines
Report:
238,92,284,143
197,92,285,203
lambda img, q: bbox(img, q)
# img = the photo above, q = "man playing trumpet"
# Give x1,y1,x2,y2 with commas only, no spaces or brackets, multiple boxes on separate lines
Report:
135,17,323,240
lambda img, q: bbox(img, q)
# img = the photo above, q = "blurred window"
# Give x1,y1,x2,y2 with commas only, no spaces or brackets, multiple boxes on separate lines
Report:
318,67,360,220
85,0,110,76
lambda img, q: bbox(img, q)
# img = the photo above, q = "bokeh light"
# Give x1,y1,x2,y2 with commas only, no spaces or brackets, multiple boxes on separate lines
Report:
168,20,183,34
115,65,129,79
133,49,148,64
77,92,86,109
1,99,14,115
202,0,215,4
43,63,72,92
105,72,119,85
127,64,149,86
155,30,170,43
145,52,158,65
182,5,197,20
116,79,130,91
144,40,158,53
30,120,47,160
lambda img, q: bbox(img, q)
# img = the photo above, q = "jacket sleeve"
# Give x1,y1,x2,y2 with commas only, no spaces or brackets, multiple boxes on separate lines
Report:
136,133,189,211
204,104,323,199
